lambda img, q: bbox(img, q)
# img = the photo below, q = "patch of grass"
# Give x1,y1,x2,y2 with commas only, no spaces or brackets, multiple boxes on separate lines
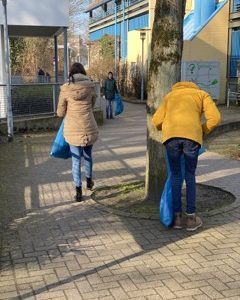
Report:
130,202,159,216
221,145,240,160
92,181,235,218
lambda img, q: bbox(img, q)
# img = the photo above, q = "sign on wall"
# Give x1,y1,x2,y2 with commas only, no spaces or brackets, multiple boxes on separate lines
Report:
181,61,220,99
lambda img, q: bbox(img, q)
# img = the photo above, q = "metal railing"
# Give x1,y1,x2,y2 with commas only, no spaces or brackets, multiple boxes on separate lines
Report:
0,83,62,119
89,0,146,24
11,75,65,84
226,81,240,108
0,81,103,121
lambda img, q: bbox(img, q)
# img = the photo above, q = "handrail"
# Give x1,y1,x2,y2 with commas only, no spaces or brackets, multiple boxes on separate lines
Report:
89,0,146,24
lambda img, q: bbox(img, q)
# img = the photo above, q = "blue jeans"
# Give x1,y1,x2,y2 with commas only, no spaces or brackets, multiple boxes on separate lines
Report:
106,99,114,118
165,138,200,214
69,145,93,187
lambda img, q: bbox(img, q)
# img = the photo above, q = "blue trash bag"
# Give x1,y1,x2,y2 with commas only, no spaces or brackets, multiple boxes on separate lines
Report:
115,93,124,116
160,146,206,227
50,121,71,159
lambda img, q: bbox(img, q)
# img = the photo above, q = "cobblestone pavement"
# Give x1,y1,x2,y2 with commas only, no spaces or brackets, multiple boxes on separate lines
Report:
0,103,240,300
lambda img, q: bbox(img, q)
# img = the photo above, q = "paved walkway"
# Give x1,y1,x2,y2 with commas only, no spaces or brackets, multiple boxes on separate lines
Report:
0,103,240,300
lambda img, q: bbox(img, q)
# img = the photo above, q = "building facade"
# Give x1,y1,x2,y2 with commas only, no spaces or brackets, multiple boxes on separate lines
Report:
86,0,240,103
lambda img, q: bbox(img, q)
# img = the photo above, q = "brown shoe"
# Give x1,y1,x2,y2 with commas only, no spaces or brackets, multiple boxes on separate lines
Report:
186,214,203,231
173,212,183,229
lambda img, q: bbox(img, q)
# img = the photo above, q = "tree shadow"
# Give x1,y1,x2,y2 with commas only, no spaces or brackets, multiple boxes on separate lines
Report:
0,102,240,299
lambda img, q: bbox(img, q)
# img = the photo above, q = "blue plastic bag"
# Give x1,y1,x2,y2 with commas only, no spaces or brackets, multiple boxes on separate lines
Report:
160,146,206,227
50,121,71,159
115,94,124,116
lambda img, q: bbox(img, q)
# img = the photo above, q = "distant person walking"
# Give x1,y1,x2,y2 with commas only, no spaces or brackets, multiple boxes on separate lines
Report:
152,82,221,231
57,63,98,202
45,72,51,83
103,71,118,119
37,67,45,83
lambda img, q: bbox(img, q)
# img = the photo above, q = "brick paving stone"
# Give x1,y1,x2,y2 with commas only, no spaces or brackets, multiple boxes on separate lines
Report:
119,278,138,291
109,286,129,299
0,291,19,300
0,284,17,293
176,288,203,298
207,279,229,292
80,289,110,299
194,295,211,300
162,278,183,292
35,291,66,300
0,103,240,300
128,288,157,298
222,288,240,297
75,280,93,293
155,286,176,299
64,288,82,300
200,286,224,299
170,272,189,284
147,296,164,300
182,280,209,290
92,281,119,291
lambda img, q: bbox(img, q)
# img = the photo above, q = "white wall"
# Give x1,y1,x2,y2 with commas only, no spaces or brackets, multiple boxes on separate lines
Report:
0,0,69,27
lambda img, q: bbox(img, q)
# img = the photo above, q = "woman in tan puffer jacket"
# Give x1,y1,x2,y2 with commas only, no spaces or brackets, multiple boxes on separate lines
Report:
57,63,99,202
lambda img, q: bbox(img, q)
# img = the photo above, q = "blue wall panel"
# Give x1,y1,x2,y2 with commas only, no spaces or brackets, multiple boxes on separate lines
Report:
233,0,240,12
230,30,240,77
128,13,149,31
90,23,121,41
89,13,149,58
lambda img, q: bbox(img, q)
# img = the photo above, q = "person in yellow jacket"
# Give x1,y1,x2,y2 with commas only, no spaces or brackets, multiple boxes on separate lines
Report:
152,82,221,231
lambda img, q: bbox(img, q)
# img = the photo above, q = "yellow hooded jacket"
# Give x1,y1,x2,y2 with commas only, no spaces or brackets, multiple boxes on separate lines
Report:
152,82,221,145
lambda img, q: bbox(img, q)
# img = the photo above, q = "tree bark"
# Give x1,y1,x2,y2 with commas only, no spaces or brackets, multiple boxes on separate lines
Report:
145,0,186,202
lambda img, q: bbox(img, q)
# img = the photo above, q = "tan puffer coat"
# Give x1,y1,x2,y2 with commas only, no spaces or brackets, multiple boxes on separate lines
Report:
57,74,99,147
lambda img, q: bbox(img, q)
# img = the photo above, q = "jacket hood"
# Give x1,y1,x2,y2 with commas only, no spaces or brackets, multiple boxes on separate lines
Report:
61,73,95,101
172,81,200,91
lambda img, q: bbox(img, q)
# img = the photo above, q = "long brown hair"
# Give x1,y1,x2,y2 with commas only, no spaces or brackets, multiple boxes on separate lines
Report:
68,62,87,84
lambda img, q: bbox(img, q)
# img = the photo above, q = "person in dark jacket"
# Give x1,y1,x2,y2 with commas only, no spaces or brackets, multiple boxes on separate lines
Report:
103,71,118,119
37,67,45,83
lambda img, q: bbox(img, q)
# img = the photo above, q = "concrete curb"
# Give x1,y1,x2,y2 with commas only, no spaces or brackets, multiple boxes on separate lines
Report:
206,121,240,139
0,109,104,134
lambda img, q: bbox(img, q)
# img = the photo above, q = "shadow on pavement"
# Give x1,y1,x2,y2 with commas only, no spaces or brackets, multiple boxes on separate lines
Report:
0,103,240,299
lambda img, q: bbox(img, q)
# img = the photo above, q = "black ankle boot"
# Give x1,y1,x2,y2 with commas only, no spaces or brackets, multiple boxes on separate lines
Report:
75,186,83,202
86,178,94,190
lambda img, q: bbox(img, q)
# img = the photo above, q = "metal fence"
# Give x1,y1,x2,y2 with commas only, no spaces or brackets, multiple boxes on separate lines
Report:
226,80,240,108
0,81,103,121
11,75,65,84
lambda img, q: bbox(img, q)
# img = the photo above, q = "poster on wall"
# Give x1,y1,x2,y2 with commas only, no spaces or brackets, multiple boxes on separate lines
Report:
181,61,220,100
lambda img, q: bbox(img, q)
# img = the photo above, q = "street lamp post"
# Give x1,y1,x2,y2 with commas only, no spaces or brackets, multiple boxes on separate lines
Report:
1,0,13,141
140,30,146,101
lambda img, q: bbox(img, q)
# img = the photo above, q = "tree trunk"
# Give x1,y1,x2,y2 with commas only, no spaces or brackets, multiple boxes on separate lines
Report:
145,0,186,202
